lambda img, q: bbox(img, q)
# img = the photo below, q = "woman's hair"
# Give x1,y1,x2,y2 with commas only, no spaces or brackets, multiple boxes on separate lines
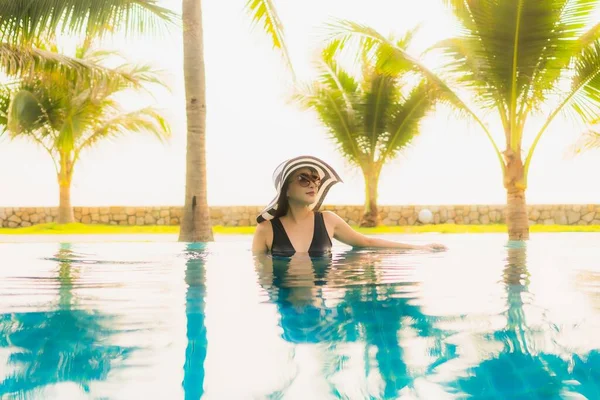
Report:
273,167,319,219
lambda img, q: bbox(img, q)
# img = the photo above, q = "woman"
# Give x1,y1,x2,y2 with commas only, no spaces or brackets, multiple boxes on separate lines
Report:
252,155,447,256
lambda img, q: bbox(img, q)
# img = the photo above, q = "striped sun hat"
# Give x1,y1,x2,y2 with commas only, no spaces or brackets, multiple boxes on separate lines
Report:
256,155,343,223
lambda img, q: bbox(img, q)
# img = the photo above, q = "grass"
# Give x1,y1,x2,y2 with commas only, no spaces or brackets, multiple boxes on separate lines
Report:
1,222,600,235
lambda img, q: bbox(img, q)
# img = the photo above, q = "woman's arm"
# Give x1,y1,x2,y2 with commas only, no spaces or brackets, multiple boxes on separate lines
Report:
325,211,446,251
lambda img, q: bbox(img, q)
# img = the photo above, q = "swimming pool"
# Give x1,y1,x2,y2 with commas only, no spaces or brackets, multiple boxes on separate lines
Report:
0,233,599,399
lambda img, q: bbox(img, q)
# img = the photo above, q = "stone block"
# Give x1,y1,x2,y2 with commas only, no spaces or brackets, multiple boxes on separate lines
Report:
100,215,110,223
81,216,91,224
160,210,169,218
145,215,156,225
388,212,401,220
81,207,90,216
582,212,595,223
128,216,136,225
567,211,580,224
157,218,165,225
170,218,179,225
91,214,100,222
136,217,145,225
126,207,136,216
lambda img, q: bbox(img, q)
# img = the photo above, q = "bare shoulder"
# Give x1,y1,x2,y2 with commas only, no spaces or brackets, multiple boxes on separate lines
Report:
255,220,273,235
321,210,343,224
252,220,273,253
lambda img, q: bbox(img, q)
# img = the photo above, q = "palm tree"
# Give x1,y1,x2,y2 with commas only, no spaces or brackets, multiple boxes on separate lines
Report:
295,34,439,227
0,1,177,81
178,0,292,242
1,41,170,223
334,0,600,240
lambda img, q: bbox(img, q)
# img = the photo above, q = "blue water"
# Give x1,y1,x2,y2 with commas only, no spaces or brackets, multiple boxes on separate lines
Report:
0,233,600,399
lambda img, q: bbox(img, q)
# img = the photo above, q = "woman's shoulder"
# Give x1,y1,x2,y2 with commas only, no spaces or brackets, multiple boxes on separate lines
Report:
320,210,343,224
255,220,273,233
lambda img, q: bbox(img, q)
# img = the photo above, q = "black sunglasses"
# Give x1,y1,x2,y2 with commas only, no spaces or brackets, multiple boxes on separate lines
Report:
295,173,321,187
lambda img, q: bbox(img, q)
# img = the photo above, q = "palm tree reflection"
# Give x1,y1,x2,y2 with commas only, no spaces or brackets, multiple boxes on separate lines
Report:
254,251,450,399
0,243,133,397
446,242,569,398
181,243,208,400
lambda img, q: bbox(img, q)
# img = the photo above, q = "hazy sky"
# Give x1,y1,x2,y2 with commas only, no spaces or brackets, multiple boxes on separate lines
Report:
1,0,599,208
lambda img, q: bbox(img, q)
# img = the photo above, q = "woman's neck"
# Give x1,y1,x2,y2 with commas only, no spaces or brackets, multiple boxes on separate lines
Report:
285,202,313,223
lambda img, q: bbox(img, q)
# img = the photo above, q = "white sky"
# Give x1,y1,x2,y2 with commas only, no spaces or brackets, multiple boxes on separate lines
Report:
0,0,599,207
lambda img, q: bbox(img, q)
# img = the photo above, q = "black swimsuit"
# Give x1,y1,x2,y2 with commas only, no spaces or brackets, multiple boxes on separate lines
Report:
270,212,332,257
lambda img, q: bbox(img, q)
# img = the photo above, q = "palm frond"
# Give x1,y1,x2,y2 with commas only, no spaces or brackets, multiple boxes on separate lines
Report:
328,19,505,167
6,89,46,134
363,73,398,159
245,0,295,78
0,0,178,44
380,82,437,163
567,117,600,155
74,106,170,163
0,41,112,79
570,40,600,122
524,39,600,177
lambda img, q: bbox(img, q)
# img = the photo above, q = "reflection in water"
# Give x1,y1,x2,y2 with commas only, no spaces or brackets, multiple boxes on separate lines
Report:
254,251,452,399
0,243,134,398
254,243,600,399
1,237,600,398
182,243,208,400
446,242,567,398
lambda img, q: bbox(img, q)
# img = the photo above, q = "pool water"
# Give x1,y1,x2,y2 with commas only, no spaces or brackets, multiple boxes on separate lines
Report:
0,233,599,399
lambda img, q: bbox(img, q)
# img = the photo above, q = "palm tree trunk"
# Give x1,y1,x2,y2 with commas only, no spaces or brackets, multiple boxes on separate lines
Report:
57,172,74,224
360,169,380,227
503,149,529,240
179,0,213,242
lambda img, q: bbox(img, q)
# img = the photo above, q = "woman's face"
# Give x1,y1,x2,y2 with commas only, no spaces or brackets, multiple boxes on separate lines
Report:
286,168,321,205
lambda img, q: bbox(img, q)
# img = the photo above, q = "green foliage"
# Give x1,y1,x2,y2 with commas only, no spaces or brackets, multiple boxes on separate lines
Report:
0,1,177,83
1,40,171,177
333,1,600,183
0,0,178,44
245,0,294,78
295,33,439,171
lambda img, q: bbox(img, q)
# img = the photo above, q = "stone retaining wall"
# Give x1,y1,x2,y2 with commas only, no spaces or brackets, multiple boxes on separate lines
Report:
1,204,600,228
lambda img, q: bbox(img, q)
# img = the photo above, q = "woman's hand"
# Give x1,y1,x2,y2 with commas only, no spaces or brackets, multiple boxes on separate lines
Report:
420,243,447,252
